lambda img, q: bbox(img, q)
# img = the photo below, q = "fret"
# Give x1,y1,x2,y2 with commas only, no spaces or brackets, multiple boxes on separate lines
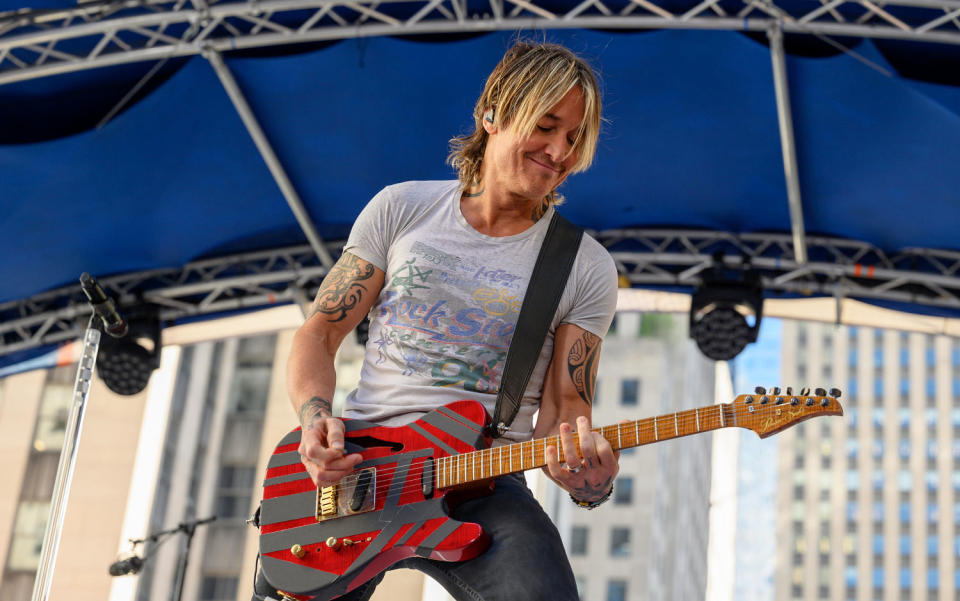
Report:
471,453,476,481
520,442,525,470
617,424,622,449
674,412,679,436
439,457,445,488
695,407,700,431
654,416,658,441
510,444,514,472
720,405,725,428
634,420,639,445
498,446,503,477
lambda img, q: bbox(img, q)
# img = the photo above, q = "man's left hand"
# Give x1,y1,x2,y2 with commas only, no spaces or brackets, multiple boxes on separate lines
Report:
545,415,619,502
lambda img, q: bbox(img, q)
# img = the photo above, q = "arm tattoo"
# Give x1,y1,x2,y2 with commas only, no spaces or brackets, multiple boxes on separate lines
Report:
567,331,601,406
570,475,613,502
310,253,375,322
298,396,332,428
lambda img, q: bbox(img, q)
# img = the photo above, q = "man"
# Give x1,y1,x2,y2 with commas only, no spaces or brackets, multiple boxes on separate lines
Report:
263,40,620,600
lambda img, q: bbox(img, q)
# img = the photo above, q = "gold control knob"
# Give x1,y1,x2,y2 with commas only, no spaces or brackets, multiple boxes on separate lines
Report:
290,544,306,559
326,536,342,551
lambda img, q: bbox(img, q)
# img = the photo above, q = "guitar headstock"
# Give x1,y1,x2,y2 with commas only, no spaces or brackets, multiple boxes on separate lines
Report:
732,386,844,438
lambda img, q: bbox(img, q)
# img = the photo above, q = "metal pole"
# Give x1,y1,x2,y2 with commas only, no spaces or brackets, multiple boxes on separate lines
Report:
31,324,101,601
767,21,808,265
203,46,335,269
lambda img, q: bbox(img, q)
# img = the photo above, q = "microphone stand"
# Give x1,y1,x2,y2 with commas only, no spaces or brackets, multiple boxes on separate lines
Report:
169,516,216,601
32,273,127,601
30,316,101,601
110,516,216,598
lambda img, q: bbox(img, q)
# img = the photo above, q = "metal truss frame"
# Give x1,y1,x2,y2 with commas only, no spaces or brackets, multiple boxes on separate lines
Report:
2,230,960,358
3,0,960,85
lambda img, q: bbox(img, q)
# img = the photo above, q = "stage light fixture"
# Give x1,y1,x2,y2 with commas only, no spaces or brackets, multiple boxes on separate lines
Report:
689,259,764,362
96,309,161,395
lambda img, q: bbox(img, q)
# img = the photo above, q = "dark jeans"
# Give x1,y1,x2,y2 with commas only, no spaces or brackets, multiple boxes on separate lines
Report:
253,474,578,601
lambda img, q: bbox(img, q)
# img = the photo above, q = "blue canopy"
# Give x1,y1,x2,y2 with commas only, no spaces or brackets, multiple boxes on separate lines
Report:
2,24,960,347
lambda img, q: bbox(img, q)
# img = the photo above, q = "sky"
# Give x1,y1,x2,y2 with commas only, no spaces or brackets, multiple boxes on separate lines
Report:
731,317,782,601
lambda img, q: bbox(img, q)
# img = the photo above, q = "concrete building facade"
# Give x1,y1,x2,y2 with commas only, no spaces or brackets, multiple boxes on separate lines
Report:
775,321,960,601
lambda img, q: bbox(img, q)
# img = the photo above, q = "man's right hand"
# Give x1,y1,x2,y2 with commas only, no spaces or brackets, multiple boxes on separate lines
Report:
297,398,363,487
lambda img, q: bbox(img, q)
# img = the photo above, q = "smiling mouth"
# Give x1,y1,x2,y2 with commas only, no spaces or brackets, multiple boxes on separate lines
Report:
526,156,562,174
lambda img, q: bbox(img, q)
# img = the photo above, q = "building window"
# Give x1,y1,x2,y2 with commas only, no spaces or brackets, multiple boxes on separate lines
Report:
614,477,633,505
620,379,639,406
6,501,50,571
610,528,631,557
606,579,627,601
570,526,588,556
200,576,239,601
215,466,256,519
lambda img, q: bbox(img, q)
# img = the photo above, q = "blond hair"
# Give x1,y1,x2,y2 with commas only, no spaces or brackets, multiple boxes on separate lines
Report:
447,40,602,205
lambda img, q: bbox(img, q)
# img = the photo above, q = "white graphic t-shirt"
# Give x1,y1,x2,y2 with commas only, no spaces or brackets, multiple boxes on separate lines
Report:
342,180,618,443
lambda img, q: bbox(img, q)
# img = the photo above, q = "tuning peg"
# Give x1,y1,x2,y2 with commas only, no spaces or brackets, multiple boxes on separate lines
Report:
755,386,766,395
829,388,842,398
791,397,800,406
785,387,794,396
800,387,811,396
806,398,815,406
821,398,830,407
815,387,827,397
770,387,781,395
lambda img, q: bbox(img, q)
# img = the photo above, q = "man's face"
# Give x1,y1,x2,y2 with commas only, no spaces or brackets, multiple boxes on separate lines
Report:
482,86,585,204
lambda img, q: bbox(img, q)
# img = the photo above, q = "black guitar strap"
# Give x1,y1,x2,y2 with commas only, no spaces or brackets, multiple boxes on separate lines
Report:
489,210,584,438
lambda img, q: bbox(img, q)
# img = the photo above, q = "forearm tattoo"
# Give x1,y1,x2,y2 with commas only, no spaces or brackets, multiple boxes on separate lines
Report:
298,396,332,428
310,253,375,322
570,475,613,502
567,331,601,406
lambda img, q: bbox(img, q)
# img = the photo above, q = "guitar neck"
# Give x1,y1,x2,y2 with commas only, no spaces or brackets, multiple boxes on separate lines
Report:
436,403,736,489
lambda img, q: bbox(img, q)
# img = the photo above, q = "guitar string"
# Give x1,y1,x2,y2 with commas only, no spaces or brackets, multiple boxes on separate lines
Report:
303,401,820,500
346,404,806,500
281,401,818,501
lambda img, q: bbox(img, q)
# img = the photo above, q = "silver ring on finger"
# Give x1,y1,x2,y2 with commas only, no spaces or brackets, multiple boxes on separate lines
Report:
562,458,586,474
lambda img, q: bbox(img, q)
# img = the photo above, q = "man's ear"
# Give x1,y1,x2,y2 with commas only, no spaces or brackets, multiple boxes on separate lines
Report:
481,108,497,134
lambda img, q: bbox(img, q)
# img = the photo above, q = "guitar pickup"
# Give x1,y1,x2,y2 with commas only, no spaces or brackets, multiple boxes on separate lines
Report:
315,468,377,522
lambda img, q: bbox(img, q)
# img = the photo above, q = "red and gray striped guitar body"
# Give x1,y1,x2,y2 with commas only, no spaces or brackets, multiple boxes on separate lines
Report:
258,389,844,599
259,400,492,601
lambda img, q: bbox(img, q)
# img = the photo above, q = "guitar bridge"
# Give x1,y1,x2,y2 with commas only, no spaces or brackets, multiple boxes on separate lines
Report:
318,486,338,518
315,468,377,522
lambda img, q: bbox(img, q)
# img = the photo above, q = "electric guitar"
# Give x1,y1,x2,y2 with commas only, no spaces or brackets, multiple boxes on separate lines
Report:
258,387,843,600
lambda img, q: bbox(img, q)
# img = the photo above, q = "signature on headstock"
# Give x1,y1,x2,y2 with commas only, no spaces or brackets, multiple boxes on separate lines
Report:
736,386,844,438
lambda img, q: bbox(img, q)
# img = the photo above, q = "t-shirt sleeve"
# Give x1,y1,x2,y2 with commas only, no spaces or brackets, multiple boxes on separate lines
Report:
342,186,395,272
561,239,619,337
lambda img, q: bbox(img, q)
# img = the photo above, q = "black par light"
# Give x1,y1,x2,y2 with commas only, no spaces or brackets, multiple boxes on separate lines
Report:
689,261,764,361
96,309,161,395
